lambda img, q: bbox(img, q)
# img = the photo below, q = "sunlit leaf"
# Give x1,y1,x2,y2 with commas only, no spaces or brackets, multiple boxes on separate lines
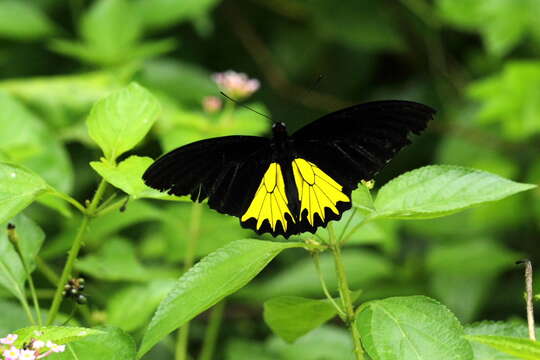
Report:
86,83,161,161
90,156,183,200
0,162,49,224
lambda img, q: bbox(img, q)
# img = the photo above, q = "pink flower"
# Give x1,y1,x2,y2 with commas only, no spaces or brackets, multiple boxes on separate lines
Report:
0,334,18,345
32,340,45,350
2,346,19,360
45,341,65,353
18,349,36,360
212,71,260,99
202,96,222,113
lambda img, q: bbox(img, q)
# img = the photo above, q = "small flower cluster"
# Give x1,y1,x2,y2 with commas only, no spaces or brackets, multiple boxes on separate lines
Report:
212,70,260,100
1,334,65,360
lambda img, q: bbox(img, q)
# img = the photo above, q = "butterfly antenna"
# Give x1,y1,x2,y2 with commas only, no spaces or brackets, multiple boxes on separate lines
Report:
219,91,273,122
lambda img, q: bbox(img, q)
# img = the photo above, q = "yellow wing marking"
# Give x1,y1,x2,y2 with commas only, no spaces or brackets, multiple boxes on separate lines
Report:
292,158,350,225
241,163,294,232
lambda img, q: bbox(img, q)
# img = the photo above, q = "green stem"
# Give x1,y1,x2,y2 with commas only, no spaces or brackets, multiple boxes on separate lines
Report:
198,300,226,360
14,242,42,326
95,196,128,217
327,224,365,360
176,202,203,360
47,179,108,325
49,190,86,214
311,252,346,320
220,101,236,127
20,294,36,325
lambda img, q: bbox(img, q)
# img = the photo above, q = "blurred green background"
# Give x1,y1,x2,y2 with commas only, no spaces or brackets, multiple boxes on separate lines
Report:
1,0,539,359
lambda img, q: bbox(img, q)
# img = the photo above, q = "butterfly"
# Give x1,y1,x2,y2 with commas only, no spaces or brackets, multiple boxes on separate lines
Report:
143,100,435,238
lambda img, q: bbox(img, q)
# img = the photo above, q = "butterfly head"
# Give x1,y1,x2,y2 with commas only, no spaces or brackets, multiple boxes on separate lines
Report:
271,121,288,140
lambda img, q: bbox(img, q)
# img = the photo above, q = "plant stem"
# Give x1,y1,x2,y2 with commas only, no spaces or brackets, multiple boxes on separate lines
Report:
327,223,365,360
14,242,42,326
311,251,346,320
50,190,86,214
47,179,108,325
176,202,203,360
198,300,226,360
519,259,536,340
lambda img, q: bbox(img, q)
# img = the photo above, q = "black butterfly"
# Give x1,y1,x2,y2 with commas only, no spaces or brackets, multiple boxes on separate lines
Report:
143,101,435,238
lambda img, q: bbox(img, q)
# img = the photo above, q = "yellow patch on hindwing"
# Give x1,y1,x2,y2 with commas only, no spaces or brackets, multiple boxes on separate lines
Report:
241,163,294,231
292,158,350,225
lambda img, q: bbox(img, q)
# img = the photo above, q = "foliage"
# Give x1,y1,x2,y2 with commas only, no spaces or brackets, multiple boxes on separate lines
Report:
0,0,539,360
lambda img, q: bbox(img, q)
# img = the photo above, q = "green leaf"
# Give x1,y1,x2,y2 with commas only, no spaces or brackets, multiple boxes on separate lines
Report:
51,327,137,360
0,1,56,40
13,326,103,347
373,165,536,219
466,321,533,360
86,83,161,161
357,296,473,360
0,232,25,300
468,61,540,141
465,335,540,360
75,238,150,281
107,280,175,332
0,162,49,224
0,214,45,274
242,250,391,300
263,292,361,343
134,0,221,29
90,156,183,200
137,239,304,358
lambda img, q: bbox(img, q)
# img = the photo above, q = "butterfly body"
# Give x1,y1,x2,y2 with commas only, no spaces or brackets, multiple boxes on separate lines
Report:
143,100,435,238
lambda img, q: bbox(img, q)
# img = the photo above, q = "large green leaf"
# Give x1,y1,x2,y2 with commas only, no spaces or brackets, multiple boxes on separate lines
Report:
465,336,540,360
0,162,49,224
357,296,473,360
468,61,540,141
137,239,304,357
373,165,535,219
90,156,183,200
0,0,56,40
86,83,161,161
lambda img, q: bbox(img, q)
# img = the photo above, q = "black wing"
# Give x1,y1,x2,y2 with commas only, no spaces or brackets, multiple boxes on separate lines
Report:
292,100,435,191
143,136,271,217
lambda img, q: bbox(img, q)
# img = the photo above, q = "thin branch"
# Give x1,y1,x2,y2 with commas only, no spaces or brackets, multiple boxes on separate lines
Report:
517,259,536,341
